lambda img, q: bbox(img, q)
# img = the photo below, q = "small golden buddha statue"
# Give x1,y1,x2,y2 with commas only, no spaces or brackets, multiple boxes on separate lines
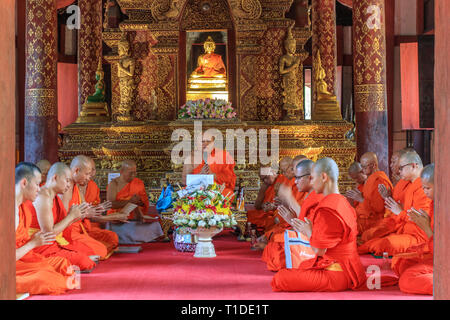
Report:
187,36,227,93
315,50,337,102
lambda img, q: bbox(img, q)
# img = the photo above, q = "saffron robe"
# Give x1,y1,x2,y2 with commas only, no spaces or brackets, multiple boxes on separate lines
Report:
192,148,236,200
355,171,393,235
360,179,411,243
16,204,73,295
194,53,226,77
271,194,368,292
25,199,96,271
246,181,277,228
391,202,434,295
68,185,108,259
84,180,101,205
107,178,163,244
357,178,432,256
262,191,324,271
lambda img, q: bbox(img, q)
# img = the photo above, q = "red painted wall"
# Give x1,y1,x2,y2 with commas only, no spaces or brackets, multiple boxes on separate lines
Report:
400,42,420,130
57,63,79,128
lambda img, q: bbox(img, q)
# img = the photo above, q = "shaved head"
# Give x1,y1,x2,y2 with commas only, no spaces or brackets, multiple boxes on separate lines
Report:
279,156,294,179
36,159,51,172
121,159,137,171
296,159,314,172
360,152,378,165
293,155,308,170
421,163,434,183
399,150,423,167
348,162,362,174
70,155,91,170
313,157,339,183
70,155,92,186
360,152,379,176
120,160,137,183
47,162,71,182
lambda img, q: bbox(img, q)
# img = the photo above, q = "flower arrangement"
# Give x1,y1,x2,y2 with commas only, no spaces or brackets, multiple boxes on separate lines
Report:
178,98,236,119
172,183,237,230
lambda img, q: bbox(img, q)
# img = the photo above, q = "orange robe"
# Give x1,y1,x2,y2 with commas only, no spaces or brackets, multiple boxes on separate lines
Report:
272,194,368,292
192,148,236,200
68,185,108,259
358,177,432,256
360,179,411,243
108,177,150,220
246,182,277,228
262,191,324,271
79,181,119,258
194,53,226,77
349,184,364,208
391,202,433,295
25,199,96,271
355,171,393,235
16,205,73,295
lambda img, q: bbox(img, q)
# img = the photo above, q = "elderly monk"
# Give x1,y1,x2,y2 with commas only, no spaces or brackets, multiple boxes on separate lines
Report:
390,163,434,295
271,158,367,292
27,162,97,271
107,160,164,244
36,159,51,187
360,148,413,243
15,162,75,295
358,150,432,256
346,162,367,207
60,155,109,259
262,159,324,271
246,166,279,228
75,156,119,259
346,152,393,235
182,132,236,199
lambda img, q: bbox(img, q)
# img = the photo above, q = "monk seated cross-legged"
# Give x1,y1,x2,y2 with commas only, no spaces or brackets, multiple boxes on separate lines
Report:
390,163,434,295
70,156,119,259
15,162,75,295
271,158,368,292
107,160,164,244
261,159,324,271
346,152,393,236
357,150,432,256
26,162,98,271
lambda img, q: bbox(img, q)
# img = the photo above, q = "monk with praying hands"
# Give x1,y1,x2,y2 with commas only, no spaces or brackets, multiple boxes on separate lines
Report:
271,158,367,292
345,152,393,236
358,149,432,256
106,159,164,244
346,161,367,208
15,162,75,295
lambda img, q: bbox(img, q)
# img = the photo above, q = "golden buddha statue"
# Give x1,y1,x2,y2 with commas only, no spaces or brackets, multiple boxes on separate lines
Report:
117,32,136,122
187,36,227,95
315,50,337,102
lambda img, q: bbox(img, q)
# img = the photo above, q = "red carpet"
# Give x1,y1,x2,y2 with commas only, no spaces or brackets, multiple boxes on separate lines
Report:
28,231,432,300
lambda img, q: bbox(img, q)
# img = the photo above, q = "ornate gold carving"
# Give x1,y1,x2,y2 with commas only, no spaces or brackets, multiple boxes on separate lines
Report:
117,33,137,121
151,0,186,21
354,84,387,112
25,89,57,117
230,0,262,20
181,0,233,30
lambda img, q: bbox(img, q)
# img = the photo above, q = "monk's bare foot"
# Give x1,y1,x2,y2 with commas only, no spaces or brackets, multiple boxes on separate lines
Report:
89,255,100,263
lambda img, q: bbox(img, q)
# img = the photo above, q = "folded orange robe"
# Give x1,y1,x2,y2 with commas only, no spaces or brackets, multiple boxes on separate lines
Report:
358,178,432,256
192,148,236,200
262,191,324,271
272,194,368,292
356,171,393,235
391,202,433,295
360,179,411,243
16,205,73,295
107,177,150,220
26,199,96,271
246,182,277,228
68,185,108,259
349,184,364,208
73,182,118,258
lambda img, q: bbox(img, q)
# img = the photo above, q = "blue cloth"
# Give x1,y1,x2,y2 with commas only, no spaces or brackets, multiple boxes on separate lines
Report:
156,184,174,213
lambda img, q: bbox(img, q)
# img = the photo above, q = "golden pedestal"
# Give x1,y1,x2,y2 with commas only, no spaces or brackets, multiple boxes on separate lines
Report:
76,102,110,123
312,100,342,121
186,76,228,101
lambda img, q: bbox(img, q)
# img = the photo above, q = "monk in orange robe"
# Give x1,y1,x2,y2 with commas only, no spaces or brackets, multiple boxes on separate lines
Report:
358,150,432,256
346,152,393,235
107,160,164,244
27,162,97,271
74,157,119,259
183,134,236,200
359,149,412,243
246,166,278,228
390,163,434,295
262,159,324,271
15,162,74,295
61,155,109,260
346,162,367,207
272,158,368,292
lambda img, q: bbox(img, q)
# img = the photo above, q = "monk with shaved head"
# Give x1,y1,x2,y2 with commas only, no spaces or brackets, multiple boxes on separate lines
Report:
358,150,432,256
346,152,393,235
24,162,97,271
272,157,367,292
106,159,164,244
36,159,51,186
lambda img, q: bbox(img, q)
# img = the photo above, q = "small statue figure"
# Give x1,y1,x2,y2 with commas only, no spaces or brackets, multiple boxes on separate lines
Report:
87,58,106,103
191,36,226,79
315,50,337,102
148,88,158,120
117,33,136,122
279,27,301,120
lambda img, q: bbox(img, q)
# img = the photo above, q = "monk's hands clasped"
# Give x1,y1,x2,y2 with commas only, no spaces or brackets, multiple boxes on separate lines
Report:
345,189,364,203
291,217,313,239
31,231,56,247
384,197,403,215
407,207,433,238
278,205,296,225
378,184,391,200
68,203,88,222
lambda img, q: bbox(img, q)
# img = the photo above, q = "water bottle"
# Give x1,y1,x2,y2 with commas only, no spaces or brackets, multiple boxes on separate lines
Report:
250,229,258,249
382,252,390,270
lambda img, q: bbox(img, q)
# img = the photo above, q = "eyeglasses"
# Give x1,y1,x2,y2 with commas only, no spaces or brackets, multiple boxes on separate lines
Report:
398,163,414,171
295,173,310,180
